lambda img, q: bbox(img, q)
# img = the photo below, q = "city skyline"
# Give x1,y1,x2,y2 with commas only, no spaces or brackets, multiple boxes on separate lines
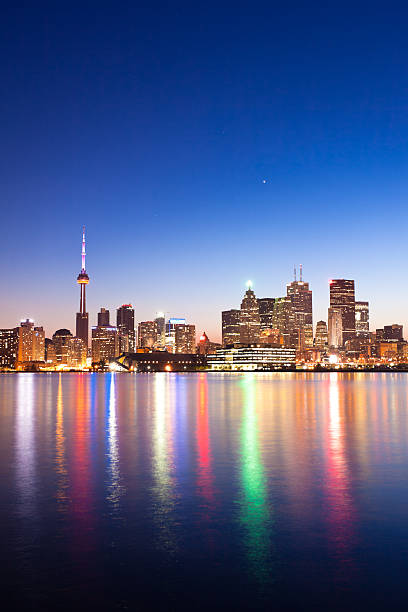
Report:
0,232,402,343
2,4,408,341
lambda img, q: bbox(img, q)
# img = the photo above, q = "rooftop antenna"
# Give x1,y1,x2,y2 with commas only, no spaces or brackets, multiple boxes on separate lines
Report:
300,263,303,282
81,225,86,273
294,265,297,282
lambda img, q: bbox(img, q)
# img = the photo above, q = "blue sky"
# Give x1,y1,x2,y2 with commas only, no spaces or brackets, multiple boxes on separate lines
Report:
1,1,408,340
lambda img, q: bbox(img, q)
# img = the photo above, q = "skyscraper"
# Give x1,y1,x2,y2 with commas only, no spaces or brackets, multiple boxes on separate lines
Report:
17,319,34,363
239,282,260,345
154,312,166,348
76,227,89,348
98,308,110,326
0,328,19,368
328,308,342,348
257,298,275,330
315,320,328,349
92,326,119,363
222,309,240,346
175,324,196,353
116,304,136,352
355,301,369,338
272,297,296,348
329,279,355,346
287,265,313,348
138,321,157,348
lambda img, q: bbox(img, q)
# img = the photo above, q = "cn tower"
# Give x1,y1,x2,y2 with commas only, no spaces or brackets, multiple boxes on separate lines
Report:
75,226,89,347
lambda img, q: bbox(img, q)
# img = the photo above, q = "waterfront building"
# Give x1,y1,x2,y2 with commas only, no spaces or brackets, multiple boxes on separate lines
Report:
328,308,342,348
75,227,89,347
52,329,73,365
259,328,283,345
222,309,240,346
207,346,296,371
240,282,261,344
0,328,19,368
355,301,369,338
92,325,119,363
287,266,313,348
138,321,158,348
314,320,328,349
175,324,196,353
329,279,355,345
257,298,275,330
117,304,136,351
113,351,205,372
272,297,296,348
98,308,110,326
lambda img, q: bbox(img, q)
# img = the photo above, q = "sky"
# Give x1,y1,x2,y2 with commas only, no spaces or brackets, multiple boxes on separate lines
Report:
1,1,408,341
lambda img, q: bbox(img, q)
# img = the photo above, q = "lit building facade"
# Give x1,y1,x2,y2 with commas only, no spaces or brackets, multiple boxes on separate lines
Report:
33,327,45,361
68,336,87,368
257,298,275,330
138,321,158,348
197,331,221,355
52,329,73,365
329,279,355,345
117,304,136,352
175,324,196,353
92,325,119,363
272,297,296,348
165,318,186,352
154,313,166,348
207,346,296,370
287,269,313,348
315,320,328,349
222,309,240,346
328,308,342,348
17,319,35,363
239,284,260,344
355,301,369,338
0,328,19,368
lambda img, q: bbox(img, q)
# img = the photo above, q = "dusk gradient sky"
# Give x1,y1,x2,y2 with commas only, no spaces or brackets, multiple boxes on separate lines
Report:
1,1,408,341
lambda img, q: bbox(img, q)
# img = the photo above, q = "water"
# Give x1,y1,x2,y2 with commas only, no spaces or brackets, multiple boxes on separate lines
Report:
1,372,408,610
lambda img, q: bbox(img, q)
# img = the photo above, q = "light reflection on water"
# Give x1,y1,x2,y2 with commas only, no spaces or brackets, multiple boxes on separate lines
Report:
3,372,408,609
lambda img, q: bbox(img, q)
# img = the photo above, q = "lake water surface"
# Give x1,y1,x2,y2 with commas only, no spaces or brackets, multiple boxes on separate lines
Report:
1,372,408,610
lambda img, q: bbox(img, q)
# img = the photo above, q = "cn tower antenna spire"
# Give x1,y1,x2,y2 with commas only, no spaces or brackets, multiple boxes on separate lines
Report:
82,225,86,273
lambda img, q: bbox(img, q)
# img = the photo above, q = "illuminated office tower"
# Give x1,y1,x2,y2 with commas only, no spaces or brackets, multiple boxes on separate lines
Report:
76,227,90,347
257,298,275,330
17,319,34,362
138,321,158,348
68,337,87,368
0,328,19,368
98,308,110,326
165,318,186,352
287,265,313,348
272,297,296,348
117,304,136,352
315,320,328,349
154,312,166,348
175,324,196,353
52,329,73,365
92,325,119,363
239,282,260,344
329,279,355,345
222,309,240,346
33,326,45,361
355,301,369,338
328,308,342,348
